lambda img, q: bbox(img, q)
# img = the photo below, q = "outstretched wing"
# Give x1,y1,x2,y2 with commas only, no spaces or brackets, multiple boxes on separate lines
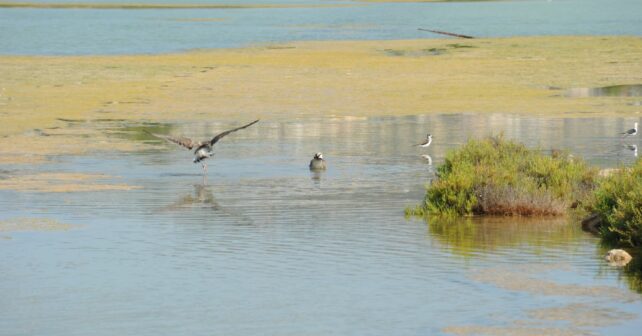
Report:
145,131,201,150
209,119,259,146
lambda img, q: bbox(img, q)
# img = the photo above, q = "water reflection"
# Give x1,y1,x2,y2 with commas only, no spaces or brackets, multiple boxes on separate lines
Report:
3,114,642,335
426,216,583,257
566,84,642,98
420,154,432,165
623,254,642,294
161,184,221,212
310,170,324,187
624,143,638,157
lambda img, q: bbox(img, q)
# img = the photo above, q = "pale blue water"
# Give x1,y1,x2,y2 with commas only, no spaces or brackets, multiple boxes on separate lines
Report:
0,0,641,55
2,1,642,333
1,115,641,335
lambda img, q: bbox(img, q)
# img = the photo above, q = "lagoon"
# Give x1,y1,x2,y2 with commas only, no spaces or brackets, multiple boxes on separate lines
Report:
1,115,642,335
1,0,641,55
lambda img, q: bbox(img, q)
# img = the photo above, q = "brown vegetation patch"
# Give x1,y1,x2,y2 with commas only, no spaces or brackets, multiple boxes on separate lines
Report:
476,185,568,216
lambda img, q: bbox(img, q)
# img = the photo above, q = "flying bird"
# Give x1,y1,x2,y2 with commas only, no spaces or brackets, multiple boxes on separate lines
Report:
415,134,433,148
309,152,327,170
621,122,638,137
146,119,259,174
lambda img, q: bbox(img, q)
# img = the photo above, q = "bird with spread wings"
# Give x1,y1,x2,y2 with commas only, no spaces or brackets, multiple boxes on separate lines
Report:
146,119,259,174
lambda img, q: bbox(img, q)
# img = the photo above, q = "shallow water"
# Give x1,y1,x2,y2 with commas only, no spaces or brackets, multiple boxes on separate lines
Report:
1,114,641,335
1,0,642,55
567,84,642,98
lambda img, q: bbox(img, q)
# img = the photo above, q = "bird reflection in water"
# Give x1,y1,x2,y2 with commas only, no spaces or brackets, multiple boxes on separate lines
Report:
161,184,254,225
161,184,221,211
310,170,324,187
624,143,638,157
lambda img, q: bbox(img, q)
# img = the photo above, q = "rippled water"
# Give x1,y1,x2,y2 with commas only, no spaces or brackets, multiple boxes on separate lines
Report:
1,0,641,55
1,114,641,335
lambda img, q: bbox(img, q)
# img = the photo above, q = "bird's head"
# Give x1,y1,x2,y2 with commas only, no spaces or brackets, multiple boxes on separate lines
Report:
427,134,433,139
314,152,324,160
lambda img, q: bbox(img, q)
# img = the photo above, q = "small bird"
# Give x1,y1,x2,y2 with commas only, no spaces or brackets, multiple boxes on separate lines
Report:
415,134,433,148
146,119,259,174
621,122,638,137
309,152,327,170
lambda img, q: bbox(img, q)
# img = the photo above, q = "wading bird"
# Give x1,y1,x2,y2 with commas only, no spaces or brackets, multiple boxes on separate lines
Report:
146,119,259,174
309,152,327,170
621,122,638,137
415,134,433,148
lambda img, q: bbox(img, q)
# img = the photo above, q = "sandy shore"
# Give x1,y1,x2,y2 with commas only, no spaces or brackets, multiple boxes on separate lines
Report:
1,36,641,161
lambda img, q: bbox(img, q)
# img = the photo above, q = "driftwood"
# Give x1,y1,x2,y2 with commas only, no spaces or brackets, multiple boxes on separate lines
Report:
418,28,474,39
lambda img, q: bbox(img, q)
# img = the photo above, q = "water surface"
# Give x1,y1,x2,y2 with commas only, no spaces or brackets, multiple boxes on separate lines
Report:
1,0,641,55
1,114,641,335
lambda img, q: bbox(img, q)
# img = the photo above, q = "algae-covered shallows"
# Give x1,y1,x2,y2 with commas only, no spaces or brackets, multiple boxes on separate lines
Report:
1,36,641,137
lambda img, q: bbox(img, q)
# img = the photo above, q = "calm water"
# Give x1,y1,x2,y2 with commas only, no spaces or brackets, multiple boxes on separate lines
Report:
1,0,641,55
567,84,642,98
1,114,641,335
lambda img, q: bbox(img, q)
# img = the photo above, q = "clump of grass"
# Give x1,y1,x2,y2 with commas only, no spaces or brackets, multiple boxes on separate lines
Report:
584,159,642,247
406,135,596,217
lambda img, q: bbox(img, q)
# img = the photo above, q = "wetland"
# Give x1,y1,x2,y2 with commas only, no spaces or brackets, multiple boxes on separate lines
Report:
1,0,642,335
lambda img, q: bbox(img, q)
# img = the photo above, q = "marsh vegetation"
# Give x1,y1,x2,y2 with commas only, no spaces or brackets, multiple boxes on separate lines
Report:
407,137,642,251
406,135,597,217
584,159,642,248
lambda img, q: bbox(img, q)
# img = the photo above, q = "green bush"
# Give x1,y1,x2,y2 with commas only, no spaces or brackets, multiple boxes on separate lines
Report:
406,135,597,217
585,159,642,247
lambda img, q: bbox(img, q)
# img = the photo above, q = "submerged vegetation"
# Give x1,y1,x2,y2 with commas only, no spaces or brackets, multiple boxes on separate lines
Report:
584,159,642,248
407,135,596,217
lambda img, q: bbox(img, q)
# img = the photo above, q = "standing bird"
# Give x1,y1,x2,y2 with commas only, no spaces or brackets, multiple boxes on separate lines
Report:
415,134,433,148
146,119,259,174
309,152,327,170
621,122,638,137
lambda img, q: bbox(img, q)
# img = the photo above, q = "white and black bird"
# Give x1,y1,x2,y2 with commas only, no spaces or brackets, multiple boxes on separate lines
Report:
415,134,433,148
146,119,259,174
309,152,327,170
621,122,638,137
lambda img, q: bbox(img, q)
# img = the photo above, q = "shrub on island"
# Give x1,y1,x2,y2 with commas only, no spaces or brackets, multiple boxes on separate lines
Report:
584,158,642,248
406,135,597,217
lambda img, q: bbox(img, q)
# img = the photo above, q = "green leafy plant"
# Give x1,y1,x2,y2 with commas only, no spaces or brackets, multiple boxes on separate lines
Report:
406,135,597,217
585,159,642,247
